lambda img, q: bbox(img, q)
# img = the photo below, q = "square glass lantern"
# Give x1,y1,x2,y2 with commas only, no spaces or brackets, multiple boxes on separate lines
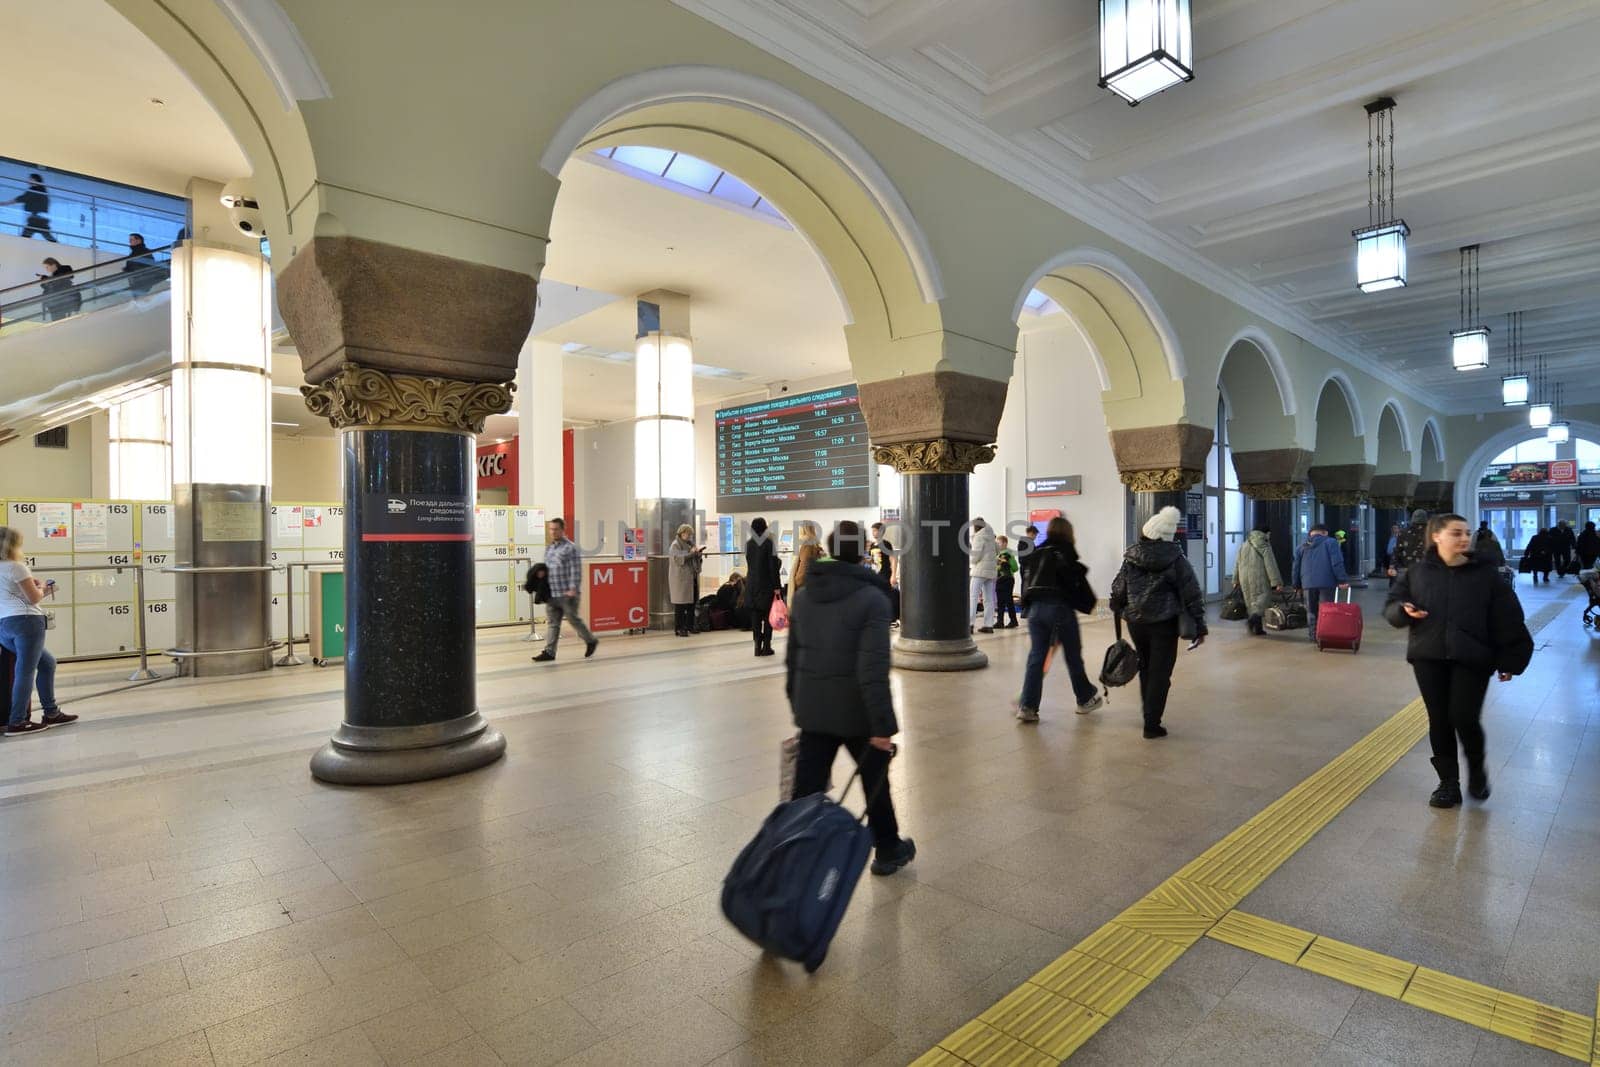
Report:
1100,0,1193,105
1450,328,1490,371
1547,421,1570,445
1353,221,1409,293
1501,374,1529,406
1529,402,1553,429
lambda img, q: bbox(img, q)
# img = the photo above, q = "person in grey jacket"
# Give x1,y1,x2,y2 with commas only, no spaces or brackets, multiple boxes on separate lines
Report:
1109,506,1206,739
786,520,915,876
667,524,703,637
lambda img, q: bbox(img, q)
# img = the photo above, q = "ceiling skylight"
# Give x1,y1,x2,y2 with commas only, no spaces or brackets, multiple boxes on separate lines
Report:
1022,289,1063,317
592,146,789,225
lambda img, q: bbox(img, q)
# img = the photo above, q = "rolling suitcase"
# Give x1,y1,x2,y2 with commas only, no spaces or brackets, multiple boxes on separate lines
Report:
721,758,887,972
1316,587,1363,653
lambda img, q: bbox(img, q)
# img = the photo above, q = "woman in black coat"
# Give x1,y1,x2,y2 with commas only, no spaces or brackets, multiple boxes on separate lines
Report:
744,517,781,657
1108,506,1207,739
787,521,914,875
1577,521,1600,572
1385,514,1534,808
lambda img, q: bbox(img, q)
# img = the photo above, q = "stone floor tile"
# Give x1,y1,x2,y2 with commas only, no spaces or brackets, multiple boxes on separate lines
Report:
180,904,382,986
262,1025,387,1067
412,933,521,992
101,1030,216,1065
0,948,87,1007
0,957,187,1045
481,998,604,1066
1221,957,1362,1037
564,934,755,1034
554,994,750,1067
1314,1039,1400,1065
94,954,329,1061
1166,1001,1332,1067
1333,990,1483,1067
159,861,340,927
313,929,410,984
0,1013,101,1067
360,998,475,1064
706,994,894,1067
85,899,293,980
81,859,261,920
203,960,434,1067
0,902,169,971
1467,1030,1580,1065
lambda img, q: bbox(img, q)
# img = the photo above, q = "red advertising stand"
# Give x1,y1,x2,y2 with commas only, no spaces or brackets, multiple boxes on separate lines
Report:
586,560,649,633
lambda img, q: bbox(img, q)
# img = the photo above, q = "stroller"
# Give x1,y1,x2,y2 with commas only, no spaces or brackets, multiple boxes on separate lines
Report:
1583,571,1600,630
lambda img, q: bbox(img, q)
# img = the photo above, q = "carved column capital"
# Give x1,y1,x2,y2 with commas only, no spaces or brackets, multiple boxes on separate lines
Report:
1317,489,1369,506
1119,468,1203,493
302,363,514,434
872,438,995,474
1370,495,1413,509
1240,481,1306,501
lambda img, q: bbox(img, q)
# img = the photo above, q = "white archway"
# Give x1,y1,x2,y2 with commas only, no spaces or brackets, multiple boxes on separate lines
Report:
1420,416,1445,467
540,64,944,305
1316,370,1367,439
1452,419,1600,519
1379,398,1412,458
1013,246,1187,382
1220,326,1295,417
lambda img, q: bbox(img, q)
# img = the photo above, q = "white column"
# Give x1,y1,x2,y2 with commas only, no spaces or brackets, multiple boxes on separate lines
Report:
108,387,172,501
516,337,564,514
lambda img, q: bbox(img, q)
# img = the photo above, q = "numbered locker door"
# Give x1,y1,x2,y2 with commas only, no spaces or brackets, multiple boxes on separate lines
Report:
138,502,178,652
269,504,309,643
73,503,139,656
474,507,513,624
510,507,547,623
9,502,76,653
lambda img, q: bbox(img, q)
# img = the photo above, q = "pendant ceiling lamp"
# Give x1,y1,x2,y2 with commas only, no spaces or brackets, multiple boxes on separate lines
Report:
1099,0,1194,106
1501,311,1528,406
1450,245,1488,370
1547,384,1569,444
1353,98,1409,293
1529,355,1553,429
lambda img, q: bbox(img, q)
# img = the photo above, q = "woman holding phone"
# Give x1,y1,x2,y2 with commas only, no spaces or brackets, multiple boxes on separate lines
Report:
0,527,76,735
1384,513,1533,808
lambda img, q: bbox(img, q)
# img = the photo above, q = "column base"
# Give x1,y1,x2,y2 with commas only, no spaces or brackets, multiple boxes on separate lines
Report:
309,711,506,785
891,636,988,672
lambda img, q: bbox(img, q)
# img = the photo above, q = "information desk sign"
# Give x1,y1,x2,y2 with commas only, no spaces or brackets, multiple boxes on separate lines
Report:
715,384,875,511
1025,475,1081,497
586,560,648,633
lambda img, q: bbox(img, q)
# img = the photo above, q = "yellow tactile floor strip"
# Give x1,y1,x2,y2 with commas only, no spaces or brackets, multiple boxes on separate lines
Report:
1297,935,1416,998
1491,991,1595,1062
919,698,1429,1063
1205,910,1314,964
1402,967,1500,1029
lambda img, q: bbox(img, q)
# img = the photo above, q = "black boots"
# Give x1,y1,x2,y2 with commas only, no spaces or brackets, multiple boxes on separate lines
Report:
1468,763,1492,801
1429,756,1462,808
1247,614,1264,635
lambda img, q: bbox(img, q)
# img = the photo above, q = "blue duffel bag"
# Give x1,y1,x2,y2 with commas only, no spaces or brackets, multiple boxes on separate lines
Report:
720,766,882,972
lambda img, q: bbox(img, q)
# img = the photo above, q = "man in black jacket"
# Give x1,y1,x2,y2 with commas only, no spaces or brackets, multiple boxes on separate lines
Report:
1551,520,1577,577
1388,508,1429,578
786,521,915,876
745,518,781,657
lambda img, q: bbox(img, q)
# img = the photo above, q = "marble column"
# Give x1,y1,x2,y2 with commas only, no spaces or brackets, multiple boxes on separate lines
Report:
873,440,992,671
859,370,1006,673
1249,498,1297,580
280,236,536,785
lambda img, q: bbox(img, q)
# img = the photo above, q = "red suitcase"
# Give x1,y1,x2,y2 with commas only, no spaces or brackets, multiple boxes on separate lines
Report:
1316,587,1363,653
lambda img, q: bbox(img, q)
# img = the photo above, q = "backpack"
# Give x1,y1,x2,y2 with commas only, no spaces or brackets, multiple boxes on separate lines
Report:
721,766,881,972
1099,613,1139,689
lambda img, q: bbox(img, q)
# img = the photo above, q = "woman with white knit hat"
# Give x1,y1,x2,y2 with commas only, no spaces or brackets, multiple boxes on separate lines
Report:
1109,505,1207,738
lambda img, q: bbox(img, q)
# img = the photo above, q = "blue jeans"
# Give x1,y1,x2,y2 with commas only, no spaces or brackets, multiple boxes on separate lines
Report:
0,615,58,727
1304,587,1332,641
1020,599,1098,711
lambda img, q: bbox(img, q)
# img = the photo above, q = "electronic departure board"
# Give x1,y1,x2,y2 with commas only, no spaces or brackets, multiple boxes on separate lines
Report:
715,385,876,511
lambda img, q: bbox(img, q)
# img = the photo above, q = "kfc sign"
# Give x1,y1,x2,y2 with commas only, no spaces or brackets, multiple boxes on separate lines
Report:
475,439,518,503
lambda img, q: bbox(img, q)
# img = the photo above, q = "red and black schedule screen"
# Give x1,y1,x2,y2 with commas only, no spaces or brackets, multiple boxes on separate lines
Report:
715,385,876,511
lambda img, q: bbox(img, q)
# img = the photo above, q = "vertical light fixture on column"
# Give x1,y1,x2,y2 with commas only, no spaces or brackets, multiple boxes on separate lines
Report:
1450,245,1489,371
634,291,695,611
1501,311,1529,406
169,229,274,676
1353,97,1410,293
1529,355,1553,429
108,385,172,500
1098,0,1194,105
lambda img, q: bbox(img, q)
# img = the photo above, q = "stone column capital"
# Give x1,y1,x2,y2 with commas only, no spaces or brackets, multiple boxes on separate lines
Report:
857,370,1007,448
1111,424,1212,494
872,438,995,474
1120,468,1204,493
278,235,536,385
1240,481,1306,501
1308,463,1377,504
301,363,514,434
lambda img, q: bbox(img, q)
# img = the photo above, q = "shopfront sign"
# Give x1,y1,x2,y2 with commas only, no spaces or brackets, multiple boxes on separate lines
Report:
1025,475,1082,497
1481,460,1578,487
475,439,519,503
587,560,648,632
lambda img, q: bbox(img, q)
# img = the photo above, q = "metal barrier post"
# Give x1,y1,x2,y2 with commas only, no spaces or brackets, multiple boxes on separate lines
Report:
128,564,158,681
276,562,305,666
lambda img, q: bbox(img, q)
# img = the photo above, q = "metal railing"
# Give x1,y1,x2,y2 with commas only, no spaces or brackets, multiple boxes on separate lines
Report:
0,171,185,255
31,566,165,684
0,247,172,336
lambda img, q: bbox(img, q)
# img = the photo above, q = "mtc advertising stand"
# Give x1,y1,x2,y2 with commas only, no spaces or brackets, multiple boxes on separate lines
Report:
308,567,345,665
584,558,649,634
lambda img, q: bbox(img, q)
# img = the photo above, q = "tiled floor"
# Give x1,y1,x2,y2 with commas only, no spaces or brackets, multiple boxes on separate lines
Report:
0,578,1592,1064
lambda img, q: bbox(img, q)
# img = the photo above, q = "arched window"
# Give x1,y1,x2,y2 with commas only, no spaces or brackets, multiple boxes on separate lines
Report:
1477,435,1599,555
1201,395,1247,595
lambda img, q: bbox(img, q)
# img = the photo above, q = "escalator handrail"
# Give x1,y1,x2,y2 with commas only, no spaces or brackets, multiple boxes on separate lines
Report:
0,172,188,223
0,247,170,303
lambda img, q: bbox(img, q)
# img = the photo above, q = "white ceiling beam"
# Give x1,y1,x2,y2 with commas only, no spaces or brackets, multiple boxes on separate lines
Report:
1079,0,1597,184
862,0,979,57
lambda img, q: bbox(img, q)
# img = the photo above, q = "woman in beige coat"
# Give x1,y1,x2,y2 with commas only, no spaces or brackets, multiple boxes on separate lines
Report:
668,524,703,636
1235,522,1284,636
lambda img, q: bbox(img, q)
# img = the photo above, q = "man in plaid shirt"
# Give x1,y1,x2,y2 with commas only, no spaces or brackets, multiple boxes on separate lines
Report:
533,517,598,662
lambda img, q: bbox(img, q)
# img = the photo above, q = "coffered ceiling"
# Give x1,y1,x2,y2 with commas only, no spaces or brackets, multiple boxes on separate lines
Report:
681,0,1600,413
